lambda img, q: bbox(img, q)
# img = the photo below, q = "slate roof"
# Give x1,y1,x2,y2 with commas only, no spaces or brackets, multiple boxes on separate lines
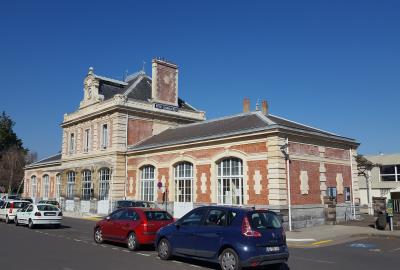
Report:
26,153,61,168
129,111,357,151
96,72,197,112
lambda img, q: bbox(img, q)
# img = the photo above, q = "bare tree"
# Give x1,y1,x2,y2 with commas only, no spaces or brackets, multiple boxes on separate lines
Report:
356,154,380,215
0,146,25,194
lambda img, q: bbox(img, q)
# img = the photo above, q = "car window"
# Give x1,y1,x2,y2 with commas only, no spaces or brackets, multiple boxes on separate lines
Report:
145,211,172,221
5,202,11,208
204,209,227,226
21,205,29,212
180,208,206,227
37,205,59,211
26,205,34,212
227,211,238,226
121,210,139,221
249,211,282,230
13,202,29,208
109,209,124,220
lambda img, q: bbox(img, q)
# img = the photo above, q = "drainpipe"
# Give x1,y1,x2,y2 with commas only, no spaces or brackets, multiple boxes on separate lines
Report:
367,170,373,215
283,137,292,231
349,148,356,219
124,113,128,200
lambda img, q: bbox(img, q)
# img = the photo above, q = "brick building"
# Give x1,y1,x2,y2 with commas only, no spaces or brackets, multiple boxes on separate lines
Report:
24,58,359,228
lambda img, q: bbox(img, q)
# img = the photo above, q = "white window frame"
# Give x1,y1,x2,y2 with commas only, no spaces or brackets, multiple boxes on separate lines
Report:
141,166,155,202
67,171,76,200
56,174,61,199
31,176,37,198
82,170,92,201
217,158,243,205
43,174,50,199
101,124,108,149
174,162,193,203
99,168,110,200
69,133,75,154
84,129,90,153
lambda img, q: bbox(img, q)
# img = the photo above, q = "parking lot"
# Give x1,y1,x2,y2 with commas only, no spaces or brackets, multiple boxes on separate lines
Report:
1,217,400,270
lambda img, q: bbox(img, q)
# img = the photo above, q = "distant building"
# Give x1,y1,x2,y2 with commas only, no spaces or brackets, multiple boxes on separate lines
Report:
24,58,359,228
359,154,400,205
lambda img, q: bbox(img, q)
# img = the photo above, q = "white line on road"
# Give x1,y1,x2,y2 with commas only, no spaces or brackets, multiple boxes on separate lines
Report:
137,253,151,257
287,238,316,242
294,256,335,264
122,250,130,253
73,239,82,242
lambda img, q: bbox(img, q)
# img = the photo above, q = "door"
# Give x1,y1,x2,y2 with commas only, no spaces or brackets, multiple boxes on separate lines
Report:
101,209,124,240
22,205,34,224
113,209,140,241
0,203,6,220
17,204,30,223
173,163,194,218
194,208,226,258
170,207,206,256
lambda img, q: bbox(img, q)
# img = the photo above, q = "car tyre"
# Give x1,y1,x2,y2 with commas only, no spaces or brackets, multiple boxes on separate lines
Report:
158,238,172,260
127,232,139,251
5,215,10,224
15,217,19,226
219,248,241,270
94,227,103,244
53,224,60,229
28,219,35,229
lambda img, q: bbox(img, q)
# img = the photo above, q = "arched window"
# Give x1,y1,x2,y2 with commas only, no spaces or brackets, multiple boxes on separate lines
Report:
55,174,61,199
82,170,92,200
140,166,155,202
67,171,76,199
43,174,50,199
31,175,37,198
99,168,110,200
217,158,243,205
174,162,193,203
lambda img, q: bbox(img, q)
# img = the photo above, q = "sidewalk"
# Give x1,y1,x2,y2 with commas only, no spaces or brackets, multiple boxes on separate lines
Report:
63,211,104,221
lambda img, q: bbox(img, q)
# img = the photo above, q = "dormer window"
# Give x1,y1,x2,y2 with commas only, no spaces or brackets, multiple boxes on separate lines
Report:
69,133,75,154
101,124,108,149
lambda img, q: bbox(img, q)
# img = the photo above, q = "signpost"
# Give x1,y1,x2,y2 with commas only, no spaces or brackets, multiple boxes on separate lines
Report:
387,199,394,231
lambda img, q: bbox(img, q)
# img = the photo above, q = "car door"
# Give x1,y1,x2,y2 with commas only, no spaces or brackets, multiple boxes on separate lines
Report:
194,208,227,258
17,204,30,223
111,209,136,241
170,207,207,256
0,202,6,220
23,205,34,223
102,209,124,240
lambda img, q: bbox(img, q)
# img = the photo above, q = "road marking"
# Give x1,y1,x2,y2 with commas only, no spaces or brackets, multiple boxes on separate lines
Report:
391,247,400,252
122,250,130,253
112,247,119,250
311,240,333,246
369,249,381,252
295,256,335,264
73,239,82,242
101,245,107,248
137,252,151,256
287,238,316,242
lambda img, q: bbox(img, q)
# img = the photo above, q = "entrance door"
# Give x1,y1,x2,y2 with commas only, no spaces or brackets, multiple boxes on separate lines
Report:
173,163,194,218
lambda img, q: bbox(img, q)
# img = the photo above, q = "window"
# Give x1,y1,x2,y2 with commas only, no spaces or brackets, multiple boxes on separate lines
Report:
344,187,351,202
249,211,282,229
204,209,227,227
327,187,337,199
26,205,34,213
174,162,193,203
67,171,76,200
140,166,155,202
101,124,108,149
217,158,243,205
69,133,75,154
99,168,110,200
82,170,92,200
179,208,206,227
55,174,61,199
84,129,90,152
144,211,173,221
380,165,400,181
43,175,49,199
31,176,37,198
109,209,124,220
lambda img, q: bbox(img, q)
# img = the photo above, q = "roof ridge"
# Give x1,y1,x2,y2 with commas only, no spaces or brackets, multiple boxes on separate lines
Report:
94,74,128,86
31,153,61,165
123,75,144,96
168,111,258,130
125,71,145,82
268,114,339,136
254,111,276,125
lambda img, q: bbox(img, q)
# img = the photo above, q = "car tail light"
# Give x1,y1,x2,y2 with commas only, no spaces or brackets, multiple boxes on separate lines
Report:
34,212,42,216
241,217,261,237
58,212,63,216
9,202,14,213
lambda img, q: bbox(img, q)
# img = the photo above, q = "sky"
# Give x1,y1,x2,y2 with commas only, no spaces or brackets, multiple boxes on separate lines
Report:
0,0,399,159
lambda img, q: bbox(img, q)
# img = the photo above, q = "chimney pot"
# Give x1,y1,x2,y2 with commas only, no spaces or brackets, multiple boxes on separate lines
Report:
262,100,269,115
243,98,250,113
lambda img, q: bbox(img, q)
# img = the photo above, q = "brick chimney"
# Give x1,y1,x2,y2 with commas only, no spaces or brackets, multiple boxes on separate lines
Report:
262,100,268,115
243,98,250,113
151,58,178,106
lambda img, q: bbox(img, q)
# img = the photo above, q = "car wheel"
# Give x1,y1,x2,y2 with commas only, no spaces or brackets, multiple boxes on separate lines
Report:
5,215,10,224
53,224,60,229
219,248,241,270
158,238,172,260
28,219,35,229
270,263,284,270
127,232,139,251
15,217,19,226
94,227,103,244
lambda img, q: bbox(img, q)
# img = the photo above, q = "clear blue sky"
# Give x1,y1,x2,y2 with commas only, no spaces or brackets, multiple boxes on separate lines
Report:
1,0,399,159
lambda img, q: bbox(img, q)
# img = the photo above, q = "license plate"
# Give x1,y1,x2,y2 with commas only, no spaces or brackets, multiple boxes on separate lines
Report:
44,212,56,216
266,246,280,252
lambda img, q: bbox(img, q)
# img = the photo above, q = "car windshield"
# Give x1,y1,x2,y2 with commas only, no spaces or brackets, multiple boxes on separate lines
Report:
249,211,282,229
118,201,134,207
37,205,59,211
13,201,30,208
145,211,172,221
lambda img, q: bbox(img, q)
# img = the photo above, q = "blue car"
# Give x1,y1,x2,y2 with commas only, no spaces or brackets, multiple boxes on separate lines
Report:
156,206,289,270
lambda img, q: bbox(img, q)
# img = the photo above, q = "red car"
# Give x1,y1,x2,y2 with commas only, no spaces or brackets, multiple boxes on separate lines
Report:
94,207,174,251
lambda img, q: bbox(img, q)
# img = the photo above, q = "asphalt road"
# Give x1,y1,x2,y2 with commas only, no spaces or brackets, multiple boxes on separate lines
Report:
0,217,399,270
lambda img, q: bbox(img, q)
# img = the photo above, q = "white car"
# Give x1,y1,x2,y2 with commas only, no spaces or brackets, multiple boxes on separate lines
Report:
0,200,30,223
15,203,63,229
